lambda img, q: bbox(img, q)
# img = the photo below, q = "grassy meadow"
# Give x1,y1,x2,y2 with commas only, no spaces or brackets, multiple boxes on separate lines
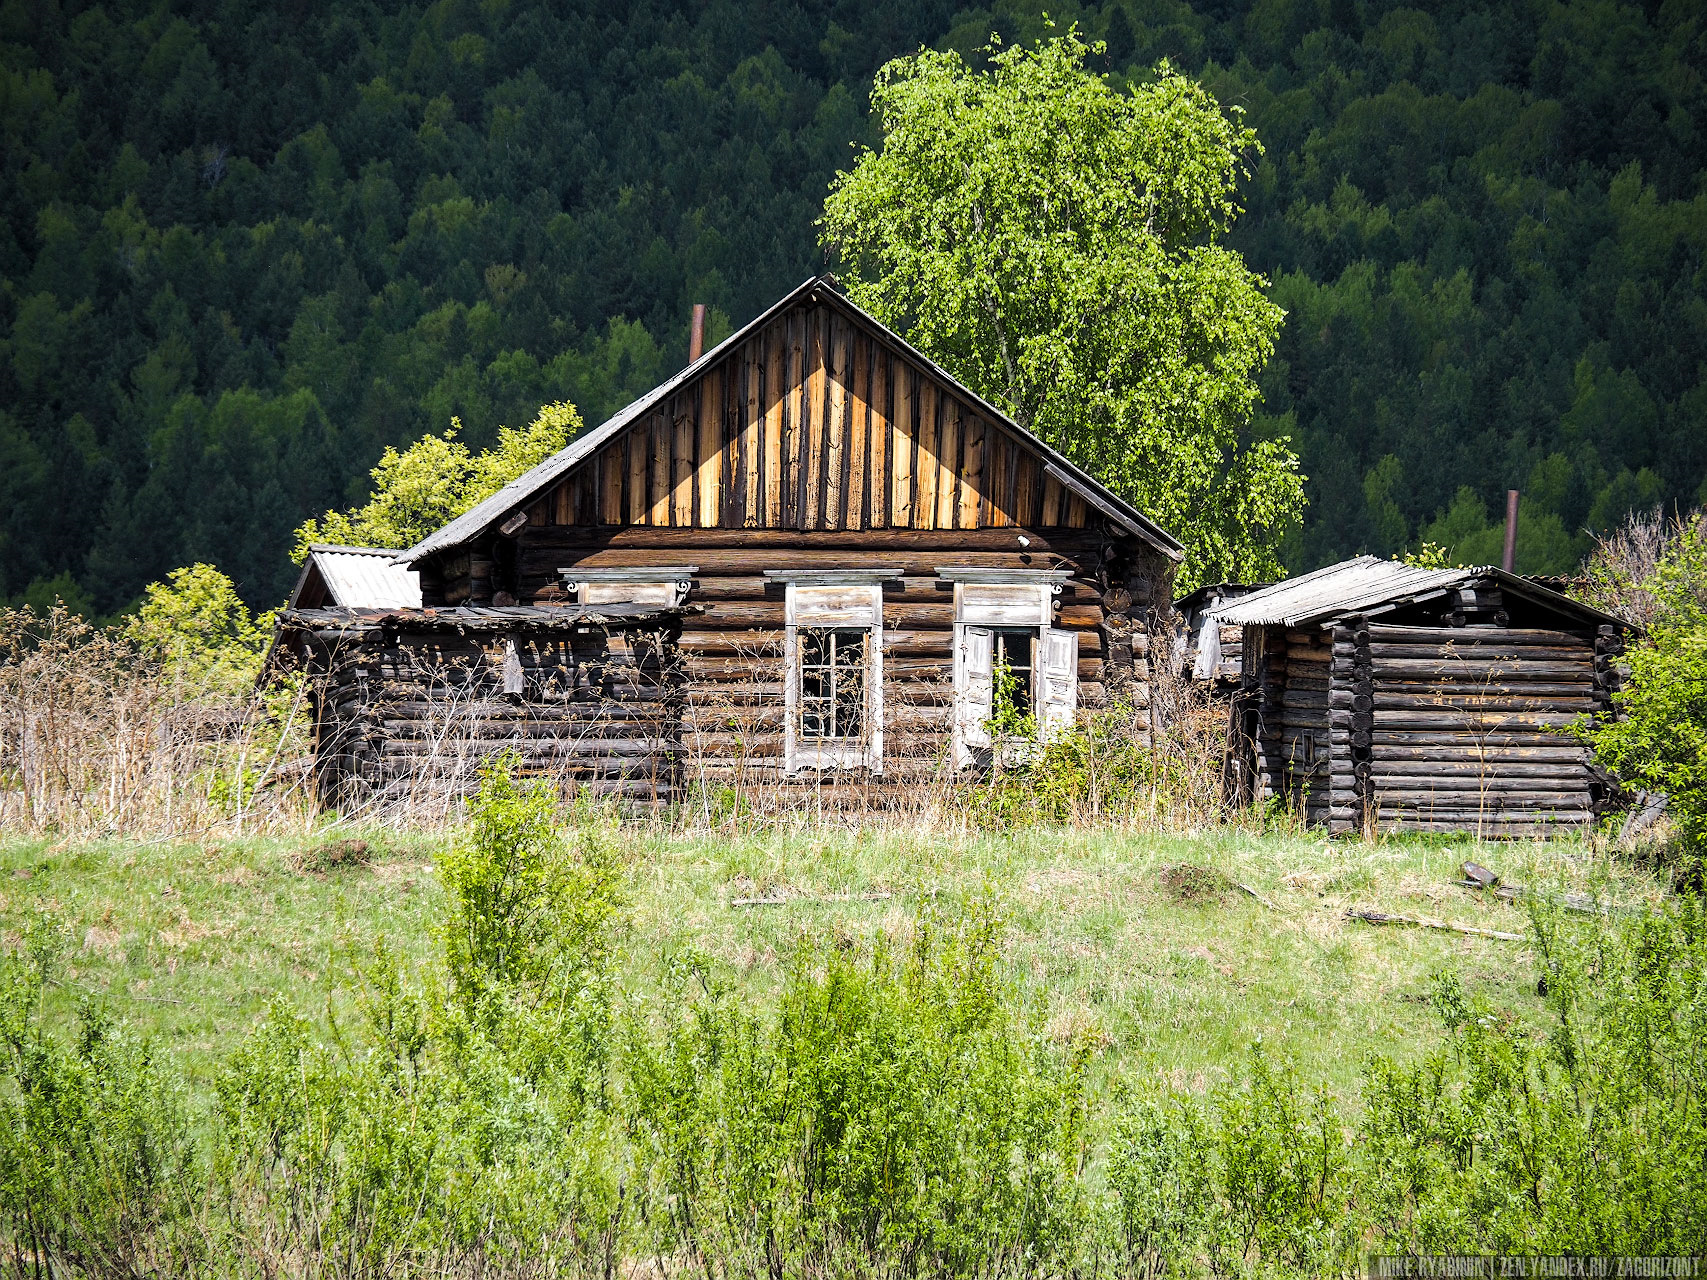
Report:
1,819,1664,1100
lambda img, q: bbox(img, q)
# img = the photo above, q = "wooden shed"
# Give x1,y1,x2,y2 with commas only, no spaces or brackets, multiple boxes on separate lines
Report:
1211,557,1632,837
280,276,1183,806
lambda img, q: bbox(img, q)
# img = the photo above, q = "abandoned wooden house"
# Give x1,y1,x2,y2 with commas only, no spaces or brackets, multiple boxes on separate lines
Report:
274,276,1183,807
1210,556,1632,837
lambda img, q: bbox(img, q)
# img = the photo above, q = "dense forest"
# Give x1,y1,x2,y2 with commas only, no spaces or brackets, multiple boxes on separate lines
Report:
1,0,1702,612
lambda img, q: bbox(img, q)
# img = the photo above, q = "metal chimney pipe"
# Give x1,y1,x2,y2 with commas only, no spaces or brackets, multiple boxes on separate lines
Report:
688,304,706,365
1501,489,1520,573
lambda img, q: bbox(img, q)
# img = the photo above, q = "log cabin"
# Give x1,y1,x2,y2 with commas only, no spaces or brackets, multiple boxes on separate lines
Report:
275,276,1184,808
1211,557,1633,837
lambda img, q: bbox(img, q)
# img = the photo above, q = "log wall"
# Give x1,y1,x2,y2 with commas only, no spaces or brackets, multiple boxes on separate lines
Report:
308,623,681,808
526,527,1165,781
1251,626,1333,824
1362,623,1600,835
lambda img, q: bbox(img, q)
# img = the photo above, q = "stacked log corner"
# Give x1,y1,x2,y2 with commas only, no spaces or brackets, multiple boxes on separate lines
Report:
1327,620,1374,836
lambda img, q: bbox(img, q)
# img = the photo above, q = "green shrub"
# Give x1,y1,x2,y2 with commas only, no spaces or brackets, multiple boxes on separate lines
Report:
1586,515,1707,856
0,914,201,1276
1105,1097,1217,1275
1360,897,1707,1255
628,898,1094,1274
437,751,623,1084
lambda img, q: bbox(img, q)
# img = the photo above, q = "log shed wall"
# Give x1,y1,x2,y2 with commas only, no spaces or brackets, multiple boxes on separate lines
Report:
1218,558,1633,839
277,606,685,809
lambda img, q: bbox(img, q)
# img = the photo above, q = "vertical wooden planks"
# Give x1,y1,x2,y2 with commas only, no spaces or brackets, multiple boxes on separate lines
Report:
1013,450,1038,527
846,333,868,531
553,479,573,526
915,378,939,530
958,412,984,529
891,360,913,527
696,365,722,527
868,346,888,527
599,443,622,525
742,343,761,527
627,425,648,524
934,399,960,529
1040,472,1063,526
648,411,670,526
786,310,806,528
804,309,826,529
722,361,741,527
764,323,784,527
823,316,848,529
671,394,694,526
1065,491,1087,527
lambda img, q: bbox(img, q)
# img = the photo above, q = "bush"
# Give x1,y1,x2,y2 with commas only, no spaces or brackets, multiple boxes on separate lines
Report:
628,898,1094,1274
1586,514,1707,855
0,914,202,1276
1360,897,1707,1255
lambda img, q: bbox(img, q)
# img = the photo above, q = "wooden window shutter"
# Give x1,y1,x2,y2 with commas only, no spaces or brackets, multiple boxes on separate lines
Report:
955,625,995,765
1039,627,1078,739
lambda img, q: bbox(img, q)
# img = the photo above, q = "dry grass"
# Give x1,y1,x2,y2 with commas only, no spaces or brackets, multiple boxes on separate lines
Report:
1577,505,1704,627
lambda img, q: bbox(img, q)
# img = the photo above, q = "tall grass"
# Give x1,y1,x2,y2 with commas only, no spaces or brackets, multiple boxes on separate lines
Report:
0,606,314,838
3,763,1701,1278
2,602,1235,838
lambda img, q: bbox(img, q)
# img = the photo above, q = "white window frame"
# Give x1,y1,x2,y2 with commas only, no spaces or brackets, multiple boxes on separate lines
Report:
938,568,1078,767
557,565,699,606
765,570,900,774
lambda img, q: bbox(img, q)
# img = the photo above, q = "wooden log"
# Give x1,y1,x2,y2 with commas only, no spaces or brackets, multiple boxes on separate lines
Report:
1370,760,1588,779
1373,659,1592,679
1366,625,1589,646
1371,693,1593,712
1369,644,1592,663
1346,909,1524,941
1371,710,1583,728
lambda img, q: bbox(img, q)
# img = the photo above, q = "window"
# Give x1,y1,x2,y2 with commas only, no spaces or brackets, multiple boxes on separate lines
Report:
557,565,698,606
938,569,1079,768
765,570,899,774
799,628,866,740
990,628,1036,716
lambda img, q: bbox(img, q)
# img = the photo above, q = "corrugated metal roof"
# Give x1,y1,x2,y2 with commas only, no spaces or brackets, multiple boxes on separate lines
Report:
395,275,1183,565
1207,556,1629,629
291,545,422,609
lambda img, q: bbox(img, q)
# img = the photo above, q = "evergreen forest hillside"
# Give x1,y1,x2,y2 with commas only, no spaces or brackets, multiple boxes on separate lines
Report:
2,0,1703,613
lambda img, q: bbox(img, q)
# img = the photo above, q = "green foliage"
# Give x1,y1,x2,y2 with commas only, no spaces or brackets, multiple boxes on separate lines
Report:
0,915,201,1275
1360,899,1707,1253
628,897,1092,1273
1401,541,1457,569
1586,517,1707,851
822,34,1300,588
292,401,580,558
124,562,271,689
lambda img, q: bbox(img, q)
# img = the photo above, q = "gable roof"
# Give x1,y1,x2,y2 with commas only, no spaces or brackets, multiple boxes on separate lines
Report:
397,275,1182,564
1208,556,1629,629
289,544,422,609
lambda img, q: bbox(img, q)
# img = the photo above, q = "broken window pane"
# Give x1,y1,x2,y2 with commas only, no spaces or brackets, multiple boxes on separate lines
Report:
799,628,866,741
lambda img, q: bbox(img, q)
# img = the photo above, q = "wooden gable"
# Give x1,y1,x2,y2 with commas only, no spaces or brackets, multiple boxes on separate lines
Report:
523,299,1093,533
